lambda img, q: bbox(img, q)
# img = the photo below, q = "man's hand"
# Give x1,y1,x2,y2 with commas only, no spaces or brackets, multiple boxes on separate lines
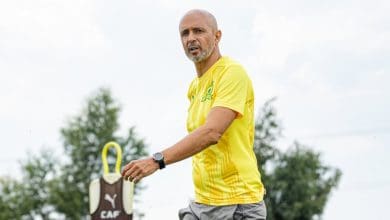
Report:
121,157,159,183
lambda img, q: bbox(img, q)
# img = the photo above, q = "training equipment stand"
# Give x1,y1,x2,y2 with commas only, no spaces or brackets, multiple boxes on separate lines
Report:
89,142,134,220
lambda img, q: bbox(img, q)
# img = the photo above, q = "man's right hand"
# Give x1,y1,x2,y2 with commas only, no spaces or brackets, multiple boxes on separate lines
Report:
121,157,159,183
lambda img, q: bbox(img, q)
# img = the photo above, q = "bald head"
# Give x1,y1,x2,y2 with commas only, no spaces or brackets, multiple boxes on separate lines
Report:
179,9,219,33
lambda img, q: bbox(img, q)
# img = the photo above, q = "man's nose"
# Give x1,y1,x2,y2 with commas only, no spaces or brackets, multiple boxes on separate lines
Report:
187,31,196,42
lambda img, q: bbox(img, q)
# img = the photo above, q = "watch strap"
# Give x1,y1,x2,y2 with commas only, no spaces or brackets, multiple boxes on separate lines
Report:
153,152,165,169
157,159,165,169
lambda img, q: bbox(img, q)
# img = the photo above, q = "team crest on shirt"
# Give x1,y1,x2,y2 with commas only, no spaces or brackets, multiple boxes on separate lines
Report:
201,81,214,102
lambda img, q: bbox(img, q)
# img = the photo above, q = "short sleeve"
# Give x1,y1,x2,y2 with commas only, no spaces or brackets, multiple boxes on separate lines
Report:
212,65,250,117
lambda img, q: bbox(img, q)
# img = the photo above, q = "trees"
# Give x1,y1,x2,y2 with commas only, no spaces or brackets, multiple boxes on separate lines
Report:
0,177,26,219
254,99,342,220
0,88,148,219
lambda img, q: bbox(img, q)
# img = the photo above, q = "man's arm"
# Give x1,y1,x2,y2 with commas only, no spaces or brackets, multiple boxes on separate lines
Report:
121,106,237,182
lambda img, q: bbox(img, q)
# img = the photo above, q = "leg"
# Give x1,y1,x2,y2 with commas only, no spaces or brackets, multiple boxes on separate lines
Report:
180,201,237,220
233,201,267,220
190,202,236,220
178,205,198,220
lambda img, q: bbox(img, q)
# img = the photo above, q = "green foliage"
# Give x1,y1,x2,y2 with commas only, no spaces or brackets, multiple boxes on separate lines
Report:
0,177,25,219
0,88,148,219
0,149,59,220
268,143,341,220
22,150,58,219
254,97,282,181
254,99,342,220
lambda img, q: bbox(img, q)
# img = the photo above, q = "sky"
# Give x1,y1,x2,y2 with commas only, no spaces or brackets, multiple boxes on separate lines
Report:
1,0,389,219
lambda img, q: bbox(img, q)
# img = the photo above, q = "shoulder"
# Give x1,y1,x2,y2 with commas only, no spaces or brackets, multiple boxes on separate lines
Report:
218,57,250,82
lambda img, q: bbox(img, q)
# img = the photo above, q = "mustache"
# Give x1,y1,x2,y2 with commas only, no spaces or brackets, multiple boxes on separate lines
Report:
187,43,200,49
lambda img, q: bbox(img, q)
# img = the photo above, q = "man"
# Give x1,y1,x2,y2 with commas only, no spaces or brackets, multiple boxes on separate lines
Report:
122,9,266,220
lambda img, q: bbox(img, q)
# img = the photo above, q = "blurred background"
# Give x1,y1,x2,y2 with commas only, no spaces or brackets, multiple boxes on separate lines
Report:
1,0,389,219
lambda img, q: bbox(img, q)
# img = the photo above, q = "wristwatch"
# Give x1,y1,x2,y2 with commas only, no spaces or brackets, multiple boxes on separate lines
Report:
152,152,165,169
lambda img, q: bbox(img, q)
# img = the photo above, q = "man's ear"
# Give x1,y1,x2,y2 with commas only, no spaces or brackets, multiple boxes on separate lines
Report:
215,30,222,43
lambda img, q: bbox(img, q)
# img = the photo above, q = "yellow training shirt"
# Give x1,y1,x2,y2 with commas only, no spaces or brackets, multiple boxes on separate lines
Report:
186,56,265,205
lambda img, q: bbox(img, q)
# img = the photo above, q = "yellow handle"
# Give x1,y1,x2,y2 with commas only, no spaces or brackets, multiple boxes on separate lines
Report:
101,141,122,174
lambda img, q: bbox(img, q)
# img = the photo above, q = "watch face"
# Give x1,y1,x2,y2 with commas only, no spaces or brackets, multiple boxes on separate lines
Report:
153,152,163,161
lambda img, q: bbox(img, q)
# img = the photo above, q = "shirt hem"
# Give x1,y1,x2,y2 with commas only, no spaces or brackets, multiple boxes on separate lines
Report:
195,196,264,206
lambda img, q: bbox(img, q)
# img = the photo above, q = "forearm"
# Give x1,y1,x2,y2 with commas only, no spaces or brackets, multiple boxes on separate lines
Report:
162,125,221,165
121,107,236,182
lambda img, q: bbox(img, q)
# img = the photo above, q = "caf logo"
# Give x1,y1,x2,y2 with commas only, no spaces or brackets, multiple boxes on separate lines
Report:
100,193,121,219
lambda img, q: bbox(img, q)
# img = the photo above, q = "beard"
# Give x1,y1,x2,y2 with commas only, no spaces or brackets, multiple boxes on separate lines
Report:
186,43,215,63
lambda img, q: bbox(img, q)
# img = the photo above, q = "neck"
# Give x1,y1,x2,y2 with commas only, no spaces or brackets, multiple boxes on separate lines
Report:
194,50,222,77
